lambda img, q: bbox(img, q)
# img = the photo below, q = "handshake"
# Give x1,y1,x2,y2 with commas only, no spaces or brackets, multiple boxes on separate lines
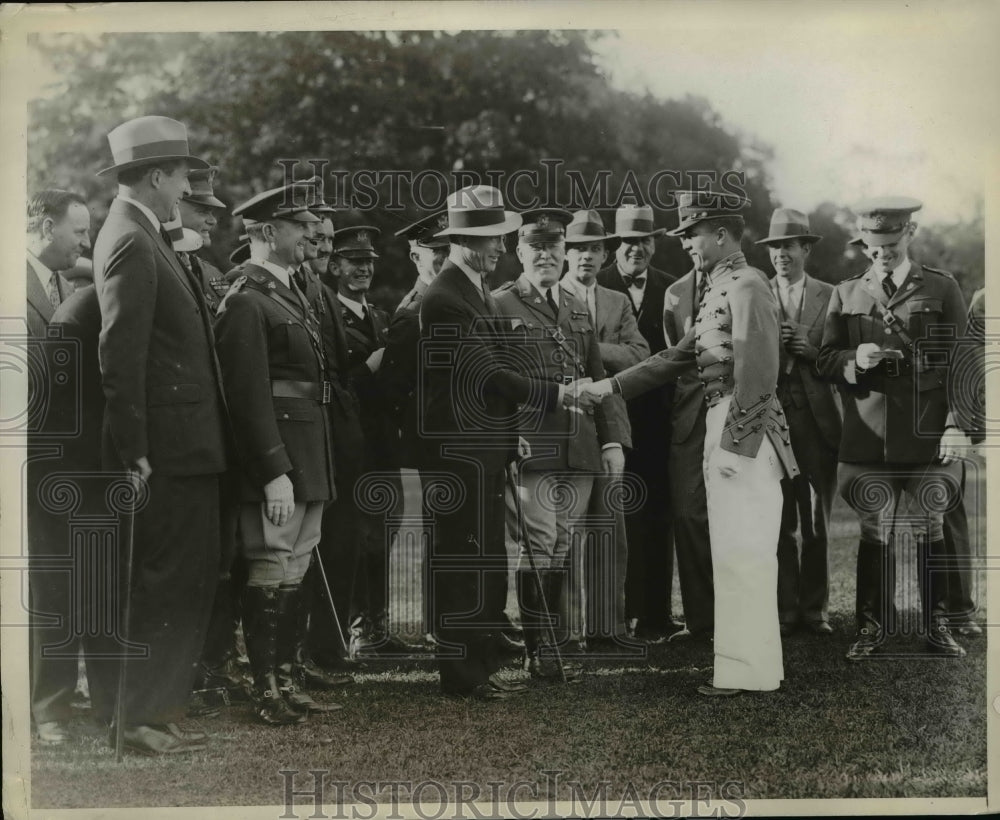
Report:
560,377,615,412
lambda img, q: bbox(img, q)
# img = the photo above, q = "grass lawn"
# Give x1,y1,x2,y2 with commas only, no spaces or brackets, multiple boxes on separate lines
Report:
28,469,988,809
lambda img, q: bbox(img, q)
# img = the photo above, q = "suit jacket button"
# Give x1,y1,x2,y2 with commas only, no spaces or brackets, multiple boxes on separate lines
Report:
282,413,290,419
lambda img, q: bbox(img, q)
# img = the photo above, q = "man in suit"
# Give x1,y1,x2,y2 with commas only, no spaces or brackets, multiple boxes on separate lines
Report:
89,116,228,754
597,201,679,642
327,225,399,655
757,209,841,637
495,208,627,679
585,190,800,696
561,209,647,647
26,189,88,336
25,189,92,746
419,185,592,700
214,184,342,725
818,197,969,661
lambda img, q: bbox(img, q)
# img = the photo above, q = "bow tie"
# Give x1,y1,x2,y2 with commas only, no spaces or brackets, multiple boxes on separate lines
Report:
623,275,646,289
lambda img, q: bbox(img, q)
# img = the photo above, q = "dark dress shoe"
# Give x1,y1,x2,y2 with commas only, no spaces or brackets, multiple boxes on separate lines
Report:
165,722,207,743
469,682,521,701
187,692,223,718
952,621,983,638
696,683,743,698
295,660,354,690
487,673,528,693
926,622,966,657
114,724,206,755
805,621,834,636
36,721,69,746
281,685,343,714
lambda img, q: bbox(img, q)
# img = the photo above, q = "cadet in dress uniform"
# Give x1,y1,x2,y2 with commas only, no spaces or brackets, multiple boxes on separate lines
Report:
597,201,680,642
214,184,341,725
328,226,395,653
585,191,799,696
757,209,841,637
560,210,645,647
817,197,968,660
495,208,627,680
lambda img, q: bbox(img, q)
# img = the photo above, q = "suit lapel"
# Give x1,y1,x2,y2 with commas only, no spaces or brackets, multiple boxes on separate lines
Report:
26,260,54,324
114,199,199,303
799,274,825,329
594,286,611,337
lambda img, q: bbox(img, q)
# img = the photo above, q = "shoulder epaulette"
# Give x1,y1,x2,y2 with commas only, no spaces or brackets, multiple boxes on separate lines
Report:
216,275,248,315
491,281,517,297
922,265,955,279
843,269,868,281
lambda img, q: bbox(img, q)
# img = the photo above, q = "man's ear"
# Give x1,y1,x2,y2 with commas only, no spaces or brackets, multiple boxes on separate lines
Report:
41,216,56,241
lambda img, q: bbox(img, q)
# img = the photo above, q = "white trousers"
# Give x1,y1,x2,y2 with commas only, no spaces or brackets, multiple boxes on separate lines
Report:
704,397,784,691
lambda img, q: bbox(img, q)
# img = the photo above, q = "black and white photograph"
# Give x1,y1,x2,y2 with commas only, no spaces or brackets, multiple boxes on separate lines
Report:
1,1,995,817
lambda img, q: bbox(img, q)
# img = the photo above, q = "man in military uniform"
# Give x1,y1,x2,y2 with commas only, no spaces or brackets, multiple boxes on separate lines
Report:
560,209,646,648
495,208,627,679
328,225,396,654
585,191,799,696
214,184,341,725
176,166,230,312
597,201,679,642
817,197,969,660
757,209,841,637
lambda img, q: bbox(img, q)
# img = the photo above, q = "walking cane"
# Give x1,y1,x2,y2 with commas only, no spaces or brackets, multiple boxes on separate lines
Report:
312,546,351,658
113,469,139,762
505,462,568,684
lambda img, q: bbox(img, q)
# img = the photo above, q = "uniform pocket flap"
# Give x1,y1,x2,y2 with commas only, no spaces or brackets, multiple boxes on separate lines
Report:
910,298,943,314
148,383,202,406
272,399,315,422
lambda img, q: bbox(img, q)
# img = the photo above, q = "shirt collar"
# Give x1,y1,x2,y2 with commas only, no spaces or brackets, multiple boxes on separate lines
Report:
338,290,368,318
27,251,53,292
117,194,161,233
618,262,647,285
449,248,489,293
881,257,911,288
252,256,292,288
563,276,594,298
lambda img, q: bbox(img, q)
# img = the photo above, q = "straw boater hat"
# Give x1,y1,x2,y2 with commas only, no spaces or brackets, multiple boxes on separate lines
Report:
98,115,209,177
434,185,522,237
666,190,750,236
755,208,821,246
564,209,621,253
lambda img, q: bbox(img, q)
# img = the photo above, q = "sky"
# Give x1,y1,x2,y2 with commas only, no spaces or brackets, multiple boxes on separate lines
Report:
13,1,998,226
590,3,996,224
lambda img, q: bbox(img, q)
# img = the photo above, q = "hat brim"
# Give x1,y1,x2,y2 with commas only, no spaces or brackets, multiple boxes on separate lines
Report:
565,234,622,253
229,244,250,265
617,228,666,239
97,154,210,177
184,194,227,209
859,230,906,247
755,233,822,246
435,211,523,237
333,251,380,260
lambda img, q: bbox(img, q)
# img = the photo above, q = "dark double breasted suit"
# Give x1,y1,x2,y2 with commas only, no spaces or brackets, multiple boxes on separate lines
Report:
772,273,842,627
597,262,678,632
419,260,559,694
89,198,228,726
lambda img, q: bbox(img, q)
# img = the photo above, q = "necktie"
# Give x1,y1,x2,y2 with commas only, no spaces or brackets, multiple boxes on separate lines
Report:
882,276,897,300
47,273,61,309
779,285,794,319
546,288,558,315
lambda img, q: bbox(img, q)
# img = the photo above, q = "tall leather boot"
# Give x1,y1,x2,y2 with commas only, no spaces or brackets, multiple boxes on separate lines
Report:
293,569,353,690
846,539,888,662
195,578,252,700
918,537,966,658
242,586,305,725
276,585,341,714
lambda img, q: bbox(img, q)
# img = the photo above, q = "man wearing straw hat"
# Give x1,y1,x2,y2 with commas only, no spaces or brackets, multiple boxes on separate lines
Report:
757,208,841,638
89,115,228,754
597,201,680,642
561,209,647,648
419,185,595,700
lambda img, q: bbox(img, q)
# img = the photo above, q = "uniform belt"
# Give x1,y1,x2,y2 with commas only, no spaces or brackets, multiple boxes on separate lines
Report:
271,379,332,404
883,358,913,378
553,374,575,384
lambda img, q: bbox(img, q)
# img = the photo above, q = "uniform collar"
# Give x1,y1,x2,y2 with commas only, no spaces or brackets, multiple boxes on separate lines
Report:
251,257,293,288
338,290,369,318
879,257,911,289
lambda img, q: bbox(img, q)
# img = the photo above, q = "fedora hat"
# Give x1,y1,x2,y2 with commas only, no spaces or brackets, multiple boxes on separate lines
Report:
755,208,821,245
183,166,226,209
613,201,665,239
435,185,522,237
564,209,621,253
851,196,922,247
98,116,209,177
666,190,750,236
